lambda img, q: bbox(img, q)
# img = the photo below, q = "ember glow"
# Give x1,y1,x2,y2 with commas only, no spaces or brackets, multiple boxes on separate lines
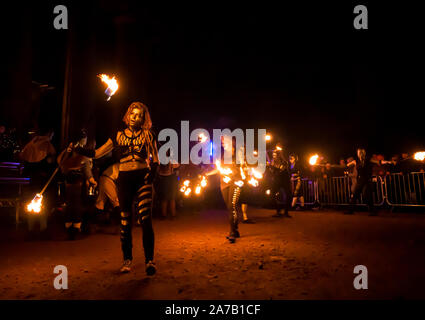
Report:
309,154,319,166
26,193,43,214
198,133,208,143
414,152,425,161
98,74,119,101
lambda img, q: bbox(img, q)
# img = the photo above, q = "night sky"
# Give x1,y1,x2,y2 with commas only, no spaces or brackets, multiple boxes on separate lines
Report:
2,2,424,162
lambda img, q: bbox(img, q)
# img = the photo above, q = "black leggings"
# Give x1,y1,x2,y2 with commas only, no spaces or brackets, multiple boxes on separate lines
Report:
117,169,154,262
221,184,241,236
349,177,374,211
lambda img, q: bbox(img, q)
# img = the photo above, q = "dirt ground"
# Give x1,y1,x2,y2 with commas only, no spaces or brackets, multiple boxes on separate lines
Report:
1,207,425,300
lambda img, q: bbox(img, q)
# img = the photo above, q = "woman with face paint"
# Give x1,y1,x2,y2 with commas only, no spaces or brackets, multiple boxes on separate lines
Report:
75,102,159,275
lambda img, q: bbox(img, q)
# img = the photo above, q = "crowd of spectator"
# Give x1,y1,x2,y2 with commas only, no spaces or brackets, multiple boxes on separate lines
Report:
303,153,425,181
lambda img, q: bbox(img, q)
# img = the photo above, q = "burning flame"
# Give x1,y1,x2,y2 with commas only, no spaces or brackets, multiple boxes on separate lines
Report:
414,152,425,161
200,176,207,188
235,180,244,187
216,160,233,176
250,168,263,180
184,188,192,197
223,176,231,184
195,186,201,195
26,193,43,214
248,177,259,187
265,134,272,141
240,167,246,180
309,154,319,166
275,146,282,151
98,74,119,101
265,189,271,195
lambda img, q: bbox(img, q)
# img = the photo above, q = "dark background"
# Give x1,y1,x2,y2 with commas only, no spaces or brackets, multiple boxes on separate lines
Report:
2,1,424,162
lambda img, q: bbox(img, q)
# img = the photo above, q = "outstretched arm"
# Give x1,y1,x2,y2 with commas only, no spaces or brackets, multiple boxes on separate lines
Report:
346,160,356,167
74,139,114,159
94,139,114,159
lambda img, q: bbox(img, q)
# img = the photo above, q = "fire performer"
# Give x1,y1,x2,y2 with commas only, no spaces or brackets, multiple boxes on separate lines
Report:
345,148,389,216
57,129,97,240
74,102,159,275
271,146,292,218
289,154,305,210
237,146,255,224
206,137,244,243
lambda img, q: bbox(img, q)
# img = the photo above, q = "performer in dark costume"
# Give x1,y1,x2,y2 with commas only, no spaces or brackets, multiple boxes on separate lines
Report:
75,102,159,275
289,154,305,210
206,137,244,243
345,148,389,216
58,129,96,240
271,146,292,218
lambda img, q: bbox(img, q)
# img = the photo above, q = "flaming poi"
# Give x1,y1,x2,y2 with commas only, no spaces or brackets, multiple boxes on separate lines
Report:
309,154,319,166
414,152,425,161
26,193,43,214
180,176,208,197
98,74,119,101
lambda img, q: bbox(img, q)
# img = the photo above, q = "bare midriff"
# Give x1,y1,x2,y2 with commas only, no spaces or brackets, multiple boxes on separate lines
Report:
119,155,148,171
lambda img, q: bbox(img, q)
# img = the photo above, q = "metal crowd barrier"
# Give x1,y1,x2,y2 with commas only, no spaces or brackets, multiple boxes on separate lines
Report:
317,175,385,207
384,172,425,207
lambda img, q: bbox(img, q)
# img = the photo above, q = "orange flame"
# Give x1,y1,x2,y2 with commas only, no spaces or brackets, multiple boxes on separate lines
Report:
26,194,43,214
98,74,119,100
309,154,319,166
414,152,425,161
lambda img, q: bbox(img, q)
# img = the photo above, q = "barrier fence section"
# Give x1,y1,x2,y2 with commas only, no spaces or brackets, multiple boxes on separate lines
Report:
384,172,425,207
316,175,385,207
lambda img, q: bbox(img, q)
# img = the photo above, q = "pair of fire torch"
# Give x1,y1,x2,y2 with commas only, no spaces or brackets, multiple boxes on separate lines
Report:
26,74,119,214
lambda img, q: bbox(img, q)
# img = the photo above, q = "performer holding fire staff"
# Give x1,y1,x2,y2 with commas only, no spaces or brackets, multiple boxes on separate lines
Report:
345,148,390,216
271,146,292,218
289,154,305,210
75,102,159,275
57,129,96,240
